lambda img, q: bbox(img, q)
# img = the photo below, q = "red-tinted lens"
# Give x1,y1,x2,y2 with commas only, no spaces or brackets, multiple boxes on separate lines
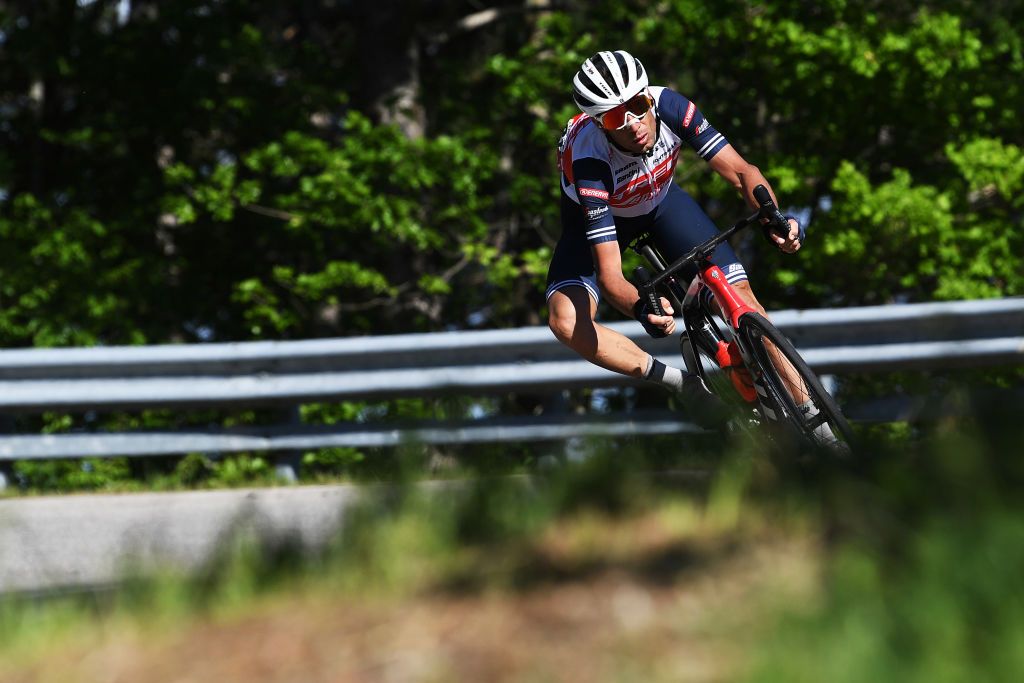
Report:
599,93,651,129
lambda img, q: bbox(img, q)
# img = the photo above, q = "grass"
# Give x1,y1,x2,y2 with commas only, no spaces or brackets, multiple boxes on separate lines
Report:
1,386,1023,681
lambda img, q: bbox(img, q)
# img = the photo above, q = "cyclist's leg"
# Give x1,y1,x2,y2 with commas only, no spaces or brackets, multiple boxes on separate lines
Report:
547,286,649,377
731,282,809,404
545,193,682,386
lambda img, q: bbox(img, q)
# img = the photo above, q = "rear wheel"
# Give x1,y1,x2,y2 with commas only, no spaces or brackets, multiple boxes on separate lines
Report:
736,312,854,449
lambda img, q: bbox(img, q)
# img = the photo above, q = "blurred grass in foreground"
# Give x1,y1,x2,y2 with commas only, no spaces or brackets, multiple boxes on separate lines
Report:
0,386,1022,680
746,388,1024,681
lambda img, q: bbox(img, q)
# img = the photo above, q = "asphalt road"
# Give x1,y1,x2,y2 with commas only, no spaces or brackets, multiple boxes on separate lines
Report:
0,485,363,594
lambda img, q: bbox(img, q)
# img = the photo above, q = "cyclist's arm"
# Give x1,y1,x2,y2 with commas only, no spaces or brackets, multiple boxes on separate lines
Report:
592,241,675,328
706,144,776,208
708,146,802,253
658,87,800,251
656,88,771,206
592,241,640,317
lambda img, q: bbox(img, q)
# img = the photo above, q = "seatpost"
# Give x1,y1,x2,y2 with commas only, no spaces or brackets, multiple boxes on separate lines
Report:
637,243,665,271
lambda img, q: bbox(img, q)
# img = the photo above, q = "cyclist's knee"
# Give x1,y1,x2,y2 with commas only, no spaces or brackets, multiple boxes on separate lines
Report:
548,307,576,345
547,289,595,345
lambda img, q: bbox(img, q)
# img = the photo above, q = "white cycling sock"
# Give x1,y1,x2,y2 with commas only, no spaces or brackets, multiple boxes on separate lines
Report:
643,354,684,391
799,400,838,443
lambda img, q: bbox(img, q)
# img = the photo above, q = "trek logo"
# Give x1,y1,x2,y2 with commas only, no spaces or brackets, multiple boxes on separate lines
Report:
578,187,610,200
682,102,696,128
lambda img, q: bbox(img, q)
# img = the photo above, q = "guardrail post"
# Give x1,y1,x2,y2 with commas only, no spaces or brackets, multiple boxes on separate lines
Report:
272,406,303,483
0,414,15,491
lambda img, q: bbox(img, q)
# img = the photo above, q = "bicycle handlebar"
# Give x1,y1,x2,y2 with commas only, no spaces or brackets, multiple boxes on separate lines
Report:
639,183,785,294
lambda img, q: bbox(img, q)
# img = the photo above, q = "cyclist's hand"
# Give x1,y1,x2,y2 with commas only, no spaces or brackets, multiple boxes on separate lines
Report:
769,217,803,254
633,297,676,338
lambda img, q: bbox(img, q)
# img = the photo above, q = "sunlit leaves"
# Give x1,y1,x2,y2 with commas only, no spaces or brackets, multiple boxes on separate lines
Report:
161,109,499,336
0,0,1020,351
946,138,1024,203
804,157,1020,303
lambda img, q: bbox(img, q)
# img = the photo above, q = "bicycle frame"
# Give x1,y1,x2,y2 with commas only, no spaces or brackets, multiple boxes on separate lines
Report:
633,185,855,446
633,198,762,331
632,185,787,408
635,237,762,404
695,263,757,330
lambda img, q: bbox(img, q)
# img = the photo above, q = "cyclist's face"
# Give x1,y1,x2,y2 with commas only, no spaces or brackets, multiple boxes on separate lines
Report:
602,107,656,153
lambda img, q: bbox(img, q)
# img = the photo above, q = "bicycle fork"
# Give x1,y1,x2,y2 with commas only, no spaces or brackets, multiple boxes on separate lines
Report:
682,317,758,404
679,281,781,420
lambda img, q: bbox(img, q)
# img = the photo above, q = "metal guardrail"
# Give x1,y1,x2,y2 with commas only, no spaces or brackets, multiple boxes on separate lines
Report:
0,412,706,461
0,298,1019,467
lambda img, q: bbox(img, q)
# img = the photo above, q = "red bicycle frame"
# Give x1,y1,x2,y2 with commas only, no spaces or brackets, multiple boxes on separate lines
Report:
687,263,760,402
635,187,788,405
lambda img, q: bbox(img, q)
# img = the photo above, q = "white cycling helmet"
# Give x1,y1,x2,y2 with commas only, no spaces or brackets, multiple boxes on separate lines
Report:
572,50,649,117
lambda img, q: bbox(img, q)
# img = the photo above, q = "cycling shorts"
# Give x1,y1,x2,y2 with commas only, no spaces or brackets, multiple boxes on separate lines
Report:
545,183,748,304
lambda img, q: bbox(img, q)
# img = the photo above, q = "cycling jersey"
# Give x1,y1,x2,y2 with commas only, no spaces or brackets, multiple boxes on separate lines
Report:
546,86,747,304
557,86,730,244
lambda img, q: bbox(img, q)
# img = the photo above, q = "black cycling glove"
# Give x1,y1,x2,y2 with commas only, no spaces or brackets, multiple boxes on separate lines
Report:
633,299,668,339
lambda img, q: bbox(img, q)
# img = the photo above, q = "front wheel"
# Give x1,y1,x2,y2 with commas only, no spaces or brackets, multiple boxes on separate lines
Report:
679,303,764,434
736,312,855,449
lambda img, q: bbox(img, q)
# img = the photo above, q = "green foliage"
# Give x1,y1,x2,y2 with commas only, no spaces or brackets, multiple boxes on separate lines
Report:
0,0,1018,345
301,447,365,476
10,452,278,493
159,113,501,337
0,3,1020,507
748,392,1024,681
5,397,1024,680
749,516,1024,681
13,457,132,492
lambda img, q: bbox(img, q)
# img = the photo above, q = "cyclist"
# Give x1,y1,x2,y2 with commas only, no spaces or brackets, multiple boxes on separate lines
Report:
546,49,803,424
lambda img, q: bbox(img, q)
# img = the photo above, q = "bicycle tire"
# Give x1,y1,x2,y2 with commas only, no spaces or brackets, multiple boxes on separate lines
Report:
736,312,855,448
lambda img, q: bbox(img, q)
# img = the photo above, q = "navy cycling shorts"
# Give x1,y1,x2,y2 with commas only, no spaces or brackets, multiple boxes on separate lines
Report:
545,183,748,304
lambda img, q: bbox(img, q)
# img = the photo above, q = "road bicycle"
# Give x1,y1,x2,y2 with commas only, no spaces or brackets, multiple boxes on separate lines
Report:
632,185,854,450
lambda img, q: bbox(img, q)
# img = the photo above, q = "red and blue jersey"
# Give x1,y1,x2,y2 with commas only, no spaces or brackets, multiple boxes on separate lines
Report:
557,86,729,245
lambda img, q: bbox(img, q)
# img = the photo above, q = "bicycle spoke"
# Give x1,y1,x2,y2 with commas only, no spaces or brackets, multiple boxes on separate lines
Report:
737,312,855,449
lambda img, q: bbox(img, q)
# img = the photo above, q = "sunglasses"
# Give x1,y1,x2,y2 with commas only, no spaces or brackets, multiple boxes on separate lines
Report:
597,91,654,130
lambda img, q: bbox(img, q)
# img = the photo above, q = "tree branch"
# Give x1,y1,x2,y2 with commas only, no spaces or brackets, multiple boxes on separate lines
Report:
241,203,296,221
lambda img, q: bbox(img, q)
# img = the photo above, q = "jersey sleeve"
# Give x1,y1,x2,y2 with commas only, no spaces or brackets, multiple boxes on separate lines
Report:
656,88,729,162
571,157,618,245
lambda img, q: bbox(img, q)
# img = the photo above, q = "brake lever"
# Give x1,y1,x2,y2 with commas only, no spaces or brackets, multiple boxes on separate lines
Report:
752,184,791,242
634,266,665,316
